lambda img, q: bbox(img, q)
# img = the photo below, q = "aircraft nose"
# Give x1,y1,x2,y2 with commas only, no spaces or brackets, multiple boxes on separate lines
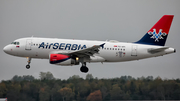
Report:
3,45,11,54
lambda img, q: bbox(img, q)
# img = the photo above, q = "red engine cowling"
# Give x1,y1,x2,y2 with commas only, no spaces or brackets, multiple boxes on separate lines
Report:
49,54,79,66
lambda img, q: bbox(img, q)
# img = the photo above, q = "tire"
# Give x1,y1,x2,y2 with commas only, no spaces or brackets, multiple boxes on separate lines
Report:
26,65,30,69
80,66,89,73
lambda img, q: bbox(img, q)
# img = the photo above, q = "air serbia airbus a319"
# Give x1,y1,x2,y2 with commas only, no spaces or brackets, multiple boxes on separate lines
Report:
3,15,176,73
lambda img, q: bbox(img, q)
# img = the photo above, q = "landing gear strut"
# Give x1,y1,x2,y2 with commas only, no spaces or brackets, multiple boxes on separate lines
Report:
26,57,31,69
80,62,89,73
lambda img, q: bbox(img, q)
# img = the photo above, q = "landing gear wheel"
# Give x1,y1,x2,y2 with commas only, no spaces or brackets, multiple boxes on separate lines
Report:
26,57,31,69
26,65,30,69
80,66,89,73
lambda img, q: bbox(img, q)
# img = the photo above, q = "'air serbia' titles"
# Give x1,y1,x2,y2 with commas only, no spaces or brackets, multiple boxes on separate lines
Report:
38,42,87,50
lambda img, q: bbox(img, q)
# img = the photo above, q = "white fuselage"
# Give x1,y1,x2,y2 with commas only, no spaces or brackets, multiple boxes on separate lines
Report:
3,37,175,63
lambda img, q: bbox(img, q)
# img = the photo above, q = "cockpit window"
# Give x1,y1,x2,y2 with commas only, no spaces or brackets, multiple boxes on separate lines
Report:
17,42,19,45
11,42,20,45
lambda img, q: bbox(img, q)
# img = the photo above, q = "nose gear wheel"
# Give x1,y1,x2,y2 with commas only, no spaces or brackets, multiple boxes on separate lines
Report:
26,57,31,69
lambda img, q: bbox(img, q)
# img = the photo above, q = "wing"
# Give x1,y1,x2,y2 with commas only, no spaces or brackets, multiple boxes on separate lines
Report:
148,47,169,54
58,43,105,57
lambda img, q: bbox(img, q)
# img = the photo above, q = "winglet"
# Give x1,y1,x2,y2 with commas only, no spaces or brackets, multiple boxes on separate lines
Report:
100,43,105,48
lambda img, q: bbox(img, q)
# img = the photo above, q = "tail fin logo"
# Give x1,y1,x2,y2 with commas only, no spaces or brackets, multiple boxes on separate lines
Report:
148,29,167,42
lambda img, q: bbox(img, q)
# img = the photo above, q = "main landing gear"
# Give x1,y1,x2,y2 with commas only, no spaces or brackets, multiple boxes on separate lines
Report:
26,57,31,69
80,62,89,73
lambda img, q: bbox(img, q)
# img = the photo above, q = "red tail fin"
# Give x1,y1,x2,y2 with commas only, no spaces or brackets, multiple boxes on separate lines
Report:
148,15,174,35
136,15,174,46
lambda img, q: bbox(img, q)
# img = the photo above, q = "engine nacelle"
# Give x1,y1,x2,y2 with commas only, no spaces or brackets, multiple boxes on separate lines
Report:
49,54,79,66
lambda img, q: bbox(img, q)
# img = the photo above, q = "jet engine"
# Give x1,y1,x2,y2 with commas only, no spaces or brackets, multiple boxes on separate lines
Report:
49,54,79,66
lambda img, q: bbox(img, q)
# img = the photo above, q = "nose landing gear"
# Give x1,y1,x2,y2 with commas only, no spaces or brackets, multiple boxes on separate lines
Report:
26,57,31,69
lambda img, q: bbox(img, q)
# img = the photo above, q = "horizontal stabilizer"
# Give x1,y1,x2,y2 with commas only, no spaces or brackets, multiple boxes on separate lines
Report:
148,47,169,54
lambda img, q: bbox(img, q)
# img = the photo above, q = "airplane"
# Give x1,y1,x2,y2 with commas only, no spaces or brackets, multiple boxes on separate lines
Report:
3,15,176,73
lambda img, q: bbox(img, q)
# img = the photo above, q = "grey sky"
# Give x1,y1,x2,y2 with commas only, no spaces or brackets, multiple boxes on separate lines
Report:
0,0,180,81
